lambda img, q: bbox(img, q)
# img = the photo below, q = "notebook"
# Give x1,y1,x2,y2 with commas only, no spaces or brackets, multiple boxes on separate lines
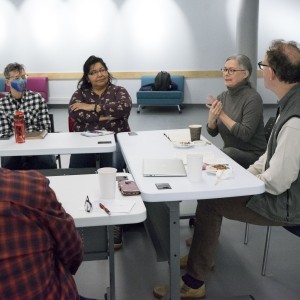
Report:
143,158,187,177
26,130,48,139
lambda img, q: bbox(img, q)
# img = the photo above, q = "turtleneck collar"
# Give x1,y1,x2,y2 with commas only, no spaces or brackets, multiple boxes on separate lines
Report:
227,79,251,97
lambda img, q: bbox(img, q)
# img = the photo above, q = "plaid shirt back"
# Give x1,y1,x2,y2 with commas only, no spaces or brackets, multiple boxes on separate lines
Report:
0,169,83,299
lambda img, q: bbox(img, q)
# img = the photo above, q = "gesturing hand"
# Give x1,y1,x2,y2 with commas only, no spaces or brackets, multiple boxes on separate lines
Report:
207,96,223,128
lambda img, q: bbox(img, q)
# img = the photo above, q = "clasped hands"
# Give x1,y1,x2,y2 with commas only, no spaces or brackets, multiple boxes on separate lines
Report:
207,96,223,126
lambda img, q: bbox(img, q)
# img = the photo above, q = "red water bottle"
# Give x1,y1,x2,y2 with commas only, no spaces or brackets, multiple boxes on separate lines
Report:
14,111,25,143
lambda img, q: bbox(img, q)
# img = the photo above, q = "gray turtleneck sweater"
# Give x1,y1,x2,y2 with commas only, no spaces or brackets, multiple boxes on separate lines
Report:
207,80,267,154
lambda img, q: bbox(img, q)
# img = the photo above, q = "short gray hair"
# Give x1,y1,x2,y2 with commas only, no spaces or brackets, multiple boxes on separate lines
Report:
4,63,25,79
225,54,252,79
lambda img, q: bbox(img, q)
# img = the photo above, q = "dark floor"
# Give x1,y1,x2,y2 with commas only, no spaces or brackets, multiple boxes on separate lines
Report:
49,104,300,300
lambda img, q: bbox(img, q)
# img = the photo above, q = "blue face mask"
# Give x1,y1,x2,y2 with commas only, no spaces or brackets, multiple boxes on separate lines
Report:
11,78,27,92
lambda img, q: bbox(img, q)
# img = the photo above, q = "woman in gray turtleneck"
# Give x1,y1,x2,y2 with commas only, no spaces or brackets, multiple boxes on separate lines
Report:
207,54,267,168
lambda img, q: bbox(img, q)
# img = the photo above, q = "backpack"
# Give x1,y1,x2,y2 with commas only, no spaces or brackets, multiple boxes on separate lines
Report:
154,71,172,91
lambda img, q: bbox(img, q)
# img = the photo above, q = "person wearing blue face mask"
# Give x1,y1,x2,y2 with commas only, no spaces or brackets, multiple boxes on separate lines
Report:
0,62,56,170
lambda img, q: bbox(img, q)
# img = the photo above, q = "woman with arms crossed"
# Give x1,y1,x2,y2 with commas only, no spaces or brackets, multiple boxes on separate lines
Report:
69,55,132,170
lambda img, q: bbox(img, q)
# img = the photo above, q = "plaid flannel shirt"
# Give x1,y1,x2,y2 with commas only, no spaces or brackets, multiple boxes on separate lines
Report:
0,90,51,138
0,169,83,299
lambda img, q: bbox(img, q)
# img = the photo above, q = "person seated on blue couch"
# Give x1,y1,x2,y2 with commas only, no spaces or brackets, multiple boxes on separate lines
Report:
0,62,56,170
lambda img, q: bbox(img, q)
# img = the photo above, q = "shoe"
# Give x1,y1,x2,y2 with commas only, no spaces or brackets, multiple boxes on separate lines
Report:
180,282,206,299
180,255,188,269
180,255,215,271
153,281,206,299
113,225,123,250
153,285,168,299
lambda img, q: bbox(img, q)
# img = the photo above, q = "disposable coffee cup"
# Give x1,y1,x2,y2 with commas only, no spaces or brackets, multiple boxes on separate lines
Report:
97,167,117,200
189,124,202,141
187,153,203,183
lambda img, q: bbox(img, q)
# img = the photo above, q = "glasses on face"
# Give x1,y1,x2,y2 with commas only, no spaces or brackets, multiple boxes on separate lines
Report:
258,61,270,70
84,196,93,213
88,68,107,76
221,68,246,75
9,74,28,81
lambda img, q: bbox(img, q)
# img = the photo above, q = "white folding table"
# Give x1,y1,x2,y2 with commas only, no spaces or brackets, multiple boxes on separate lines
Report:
0,132,116,169
0,132,115,156
117,129,265,300
48,173,146,300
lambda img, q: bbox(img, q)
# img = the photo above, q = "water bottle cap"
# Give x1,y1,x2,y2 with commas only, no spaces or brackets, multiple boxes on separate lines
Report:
15,111,24,116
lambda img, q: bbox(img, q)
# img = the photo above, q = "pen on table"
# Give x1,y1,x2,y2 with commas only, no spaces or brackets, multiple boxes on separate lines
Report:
99,203,111,215
163,133,172,142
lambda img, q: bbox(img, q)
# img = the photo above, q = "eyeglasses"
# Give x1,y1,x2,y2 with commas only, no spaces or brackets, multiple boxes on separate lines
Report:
88,68,107,76
221,68,245,75
84,196,93,213
9,74,28,81
258,61,270,70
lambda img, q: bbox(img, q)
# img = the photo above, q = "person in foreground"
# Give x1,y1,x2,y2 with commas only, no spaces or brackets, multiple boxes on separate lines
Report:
68,55,132,171
154,39,300,299
0,168,84,299
0,62,56,170
206,54,267,169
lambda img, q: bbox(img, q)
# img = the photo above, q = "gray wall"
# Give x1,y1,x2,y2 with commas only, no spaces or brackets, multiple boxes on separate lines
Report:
0,0,299,104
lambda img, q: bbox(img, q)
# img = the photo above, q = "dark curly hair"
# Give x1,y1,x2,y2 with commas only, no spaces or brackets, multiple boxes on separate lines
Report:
266,40,300,84
78,55,113,89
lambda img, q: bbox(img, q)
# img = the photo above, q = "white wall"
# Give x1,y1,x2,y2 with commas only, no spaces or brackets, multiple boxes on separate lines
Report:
0,0,299,105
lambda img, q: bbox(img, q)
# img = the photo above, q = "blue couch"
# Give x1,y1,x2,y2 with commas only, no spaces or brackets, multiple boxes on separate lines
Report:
136,75,184,113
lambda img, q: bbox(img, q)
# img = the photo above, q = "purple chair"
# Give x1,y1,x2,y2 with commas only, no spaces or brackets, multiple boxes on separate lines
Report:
5,77,49,102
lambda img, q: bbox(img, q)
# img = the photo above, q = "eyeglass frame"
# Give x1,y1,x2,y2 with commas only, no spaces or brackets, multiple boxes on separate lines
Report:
88,68,108,76
220,68,246,75
84,196,93,213
8,74,28,81
258,61,271,70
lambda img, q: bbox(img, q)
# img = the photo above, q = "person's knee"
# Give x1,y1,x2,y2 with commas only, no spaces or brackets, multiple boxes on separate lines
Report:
222,147,238,159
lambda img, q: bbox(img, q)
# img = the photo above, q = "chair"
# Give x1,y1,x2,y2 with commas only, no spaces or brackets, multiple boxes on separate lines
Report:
0,78,5,92
244,116,277,244
0,78,6,99
261,225,300,276
136,75,184,113
27,77,49,102
49,113,62,168
68,116,75,132
243,116,300,276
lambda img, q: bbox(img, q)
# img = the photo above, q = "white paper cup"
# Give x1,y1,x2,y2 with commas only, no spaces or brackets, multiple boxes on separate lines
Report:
97,167,117,200
187,153,203,183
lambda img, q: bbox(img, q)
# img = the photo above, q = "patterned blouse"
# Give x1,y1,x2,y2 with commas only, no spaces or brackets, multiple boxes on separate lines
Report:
69,83,132,133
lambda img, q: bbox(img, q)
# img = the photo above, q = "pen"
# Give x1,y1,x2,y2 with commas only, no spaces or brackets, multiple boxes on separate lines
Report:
163,133,172,142
99,203,111,215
